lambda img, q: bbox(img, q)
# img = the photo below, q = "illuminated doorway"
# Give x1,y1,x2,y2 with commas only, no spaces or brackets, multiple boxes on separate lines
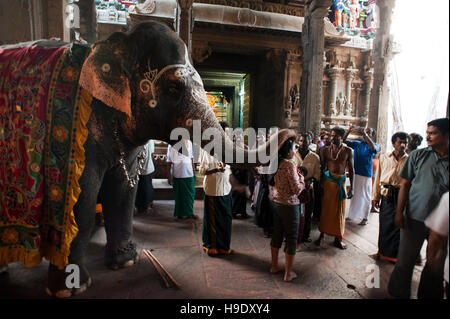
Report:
200,71,251,130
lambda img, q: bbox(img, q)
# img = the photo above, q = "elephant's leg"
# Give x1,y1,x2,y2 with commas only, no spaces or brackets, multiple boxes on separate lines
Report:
46,165,103,298
69,173,103,290
101,171,139,270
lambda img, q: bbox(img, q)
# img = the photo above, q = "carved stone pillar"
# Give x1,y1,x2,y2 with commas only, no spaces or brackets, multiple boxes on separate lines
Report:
284,51,302,129
354,85,362,118
78,0,97,43
368,0,396,152
45,0,71,42
361,71,373,123
344,69,357,116
327,68,342,117
176,0,194,54
299,0,332,136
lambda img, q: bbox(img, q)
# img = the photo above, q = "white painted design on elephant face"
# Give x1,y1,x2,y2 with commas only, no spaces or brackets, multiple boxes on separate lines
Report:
140,45,199,108
140,78,152,94
101,63,110,72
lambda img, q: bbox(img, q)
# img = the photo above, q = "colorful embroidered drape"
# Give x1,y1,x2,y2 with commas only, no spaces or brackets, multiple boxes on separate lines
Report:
0,43,92,269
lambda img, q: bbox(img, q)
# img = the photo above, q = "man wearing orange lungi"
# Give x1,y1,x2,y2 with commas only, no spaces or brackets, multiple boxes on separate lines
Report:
315,127,354,249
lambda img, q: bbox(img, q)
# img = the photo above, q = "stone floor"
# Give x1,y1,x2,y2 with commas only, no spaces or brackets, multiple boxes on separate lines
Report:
0,199,425,299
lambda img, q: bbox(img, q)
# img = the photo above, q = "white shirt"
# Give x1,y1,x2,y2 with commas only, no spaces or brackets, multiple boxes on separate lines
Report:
199,149,232,196
142,140,155,175
425,192,449,283
166,140,194,178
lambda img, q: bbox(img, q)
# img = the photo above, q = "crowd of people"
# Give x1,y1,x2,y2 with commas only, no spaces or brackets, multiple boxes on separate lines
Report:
133,117,448,298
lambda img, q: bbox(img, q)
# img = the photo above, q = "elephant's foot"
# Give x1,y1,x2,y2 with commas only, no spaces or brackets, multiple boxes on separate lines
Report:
46,264,92,298
105,241,139,270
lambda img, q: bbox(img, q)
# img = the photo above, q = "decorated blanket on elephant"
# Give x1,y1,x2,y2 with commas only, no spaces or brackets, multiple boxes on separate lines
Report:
0,43,92,269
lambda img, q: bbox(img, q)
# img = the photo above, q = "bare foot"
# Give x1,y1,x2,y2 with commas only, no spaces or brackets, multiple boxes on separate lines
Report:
314,236,324,246
284,271,297,282
270,267,282,274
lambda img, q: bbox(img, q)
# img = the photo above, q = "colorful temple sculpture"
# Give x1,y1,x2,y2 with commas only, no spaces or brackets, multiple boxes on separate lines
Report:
328,0,376,39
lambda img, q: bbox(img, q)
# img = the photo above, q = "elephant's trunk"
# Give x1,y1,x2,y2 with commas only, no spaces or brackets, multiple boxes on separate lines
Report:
192,107,297,170
177,72,297,170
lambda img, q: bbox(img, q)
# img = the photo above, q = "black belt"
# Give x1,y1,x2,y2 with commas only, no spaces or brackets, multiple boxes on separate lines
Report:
382,185,399,204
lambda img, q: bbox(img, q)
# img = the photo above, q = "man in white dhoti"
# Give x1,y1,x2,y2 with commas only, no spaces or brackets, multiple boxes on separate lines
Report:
344,126,378,225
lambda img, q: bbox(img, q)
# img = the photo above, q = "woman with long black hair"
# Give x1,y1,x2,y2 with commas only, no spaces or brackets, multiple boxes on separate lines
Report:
269,137,305,282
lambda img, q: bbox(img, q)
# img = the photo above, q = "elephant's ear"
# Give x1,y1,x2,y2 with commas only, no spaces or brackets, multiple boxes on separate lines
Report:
79,33,132,117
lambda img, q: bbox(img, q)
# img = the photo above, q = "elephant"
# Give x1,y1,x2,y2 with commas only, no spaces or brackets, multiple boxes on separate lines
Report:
0,21,296,297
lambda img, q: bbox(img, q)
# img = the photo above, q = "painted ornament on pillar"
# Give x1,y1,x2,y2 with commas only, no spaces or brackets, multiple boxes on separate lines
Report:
328,0,376,39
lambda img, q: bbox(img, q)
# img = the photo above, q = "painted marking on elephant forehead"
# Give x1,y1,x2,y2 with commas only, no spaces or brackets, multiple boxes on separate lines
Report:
101,63,110,72
140,44,197,105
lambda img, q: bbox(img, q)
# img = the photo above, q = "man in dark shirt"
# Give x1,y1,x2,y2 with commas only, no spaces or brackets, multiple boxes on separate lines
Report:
406,133,423,154
388,118,449,299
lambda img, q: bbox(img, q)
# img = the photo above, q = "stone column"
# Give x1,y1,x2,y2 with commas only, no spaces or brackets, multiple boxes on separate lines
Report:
360,71,373,124
28,0,44,40
283,51,302,129
326,67,342,116
344,68,357,116
299,0,332,136
78,0,97,43
368,0,396,152
354,85,362,118
176,0,194,54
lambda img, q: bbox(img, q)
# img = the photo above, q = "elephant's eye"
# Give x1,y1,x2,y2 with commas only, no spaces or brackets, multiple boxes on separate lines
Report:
167,80,184,96
168,85,179,94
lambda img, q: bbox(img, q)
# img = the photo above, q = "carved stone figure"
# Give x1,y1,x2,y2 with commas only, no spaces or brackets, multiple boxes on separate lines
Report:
343,99,352,116
334,0,346,27
330,103,338,116
289,84,300,110
336,92,346,114
348,0,360,29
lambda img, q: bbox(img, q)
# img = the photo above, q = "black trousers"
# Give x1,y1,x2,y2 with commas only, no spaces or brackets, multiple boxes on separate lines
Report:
135,173,154,210
312,180,321,220
301,188,314,241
